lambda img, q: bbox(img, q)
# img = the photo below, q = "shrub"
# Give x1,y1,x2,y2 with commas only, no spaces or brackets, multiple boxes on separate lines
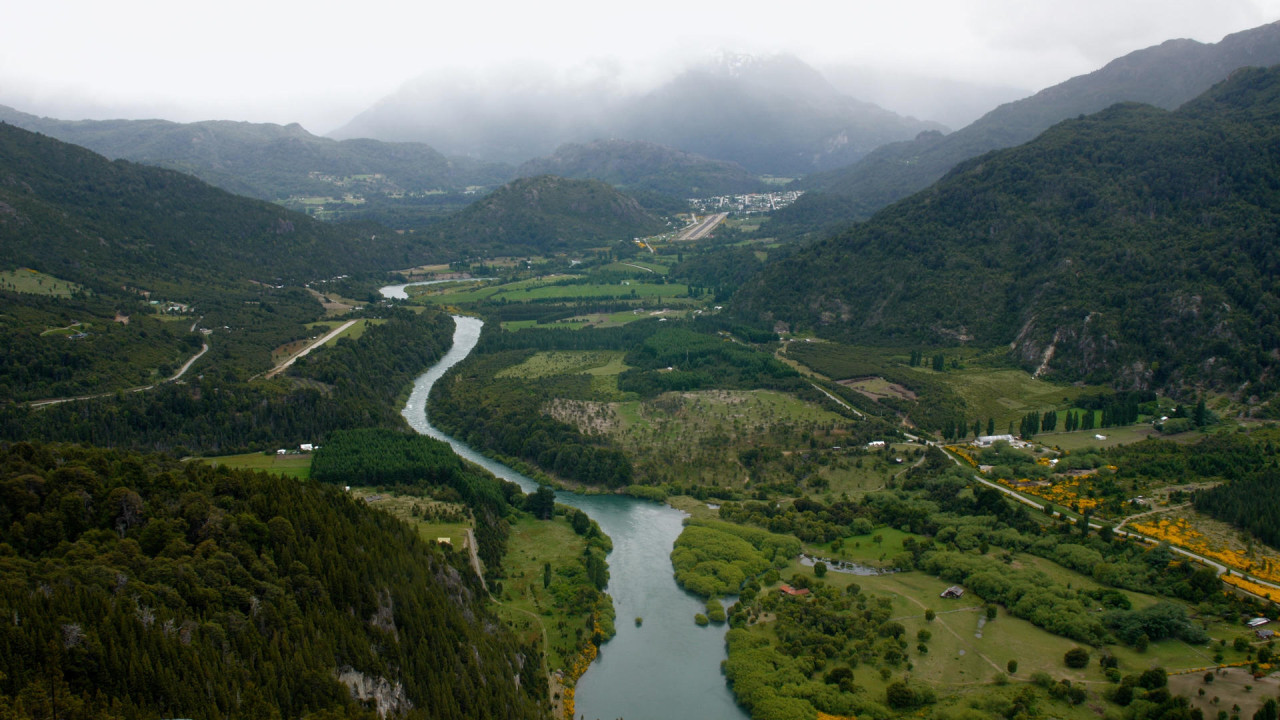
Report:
1064,647,1090,668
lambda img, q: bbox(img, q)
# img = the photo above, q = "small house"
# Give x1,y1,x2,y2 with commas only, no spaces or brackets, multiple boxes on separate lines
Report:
1258,629,1275,640
941,586,965,599
1248,617,1271,628
779,584,811,597
300,443,314,452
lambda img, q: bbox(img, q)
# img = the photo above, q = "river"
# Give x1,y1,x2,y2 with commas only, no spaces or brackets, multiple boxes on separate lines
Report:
378,277,494,300
401,314,749,720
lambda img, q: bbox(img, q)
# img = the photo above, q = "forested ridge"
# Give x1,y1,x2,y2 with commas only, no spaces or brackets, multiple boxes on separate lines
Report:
737,66,1280,400
0,122,438,287
0,441,547,719
0,309,455,455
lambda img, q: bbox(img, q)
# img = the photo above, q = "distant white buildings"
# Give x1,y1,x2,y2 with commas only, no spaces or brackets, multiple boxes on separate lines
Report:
972,434,1017,448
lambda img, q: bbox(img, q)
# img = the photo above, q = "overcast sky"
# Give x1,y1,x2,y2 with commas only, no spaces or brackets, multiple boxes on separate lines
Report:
3,0,1279,134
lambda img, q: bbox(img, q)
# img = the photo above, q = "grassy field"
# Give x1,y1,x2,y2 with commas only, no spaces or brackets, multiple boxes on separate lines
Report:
348,488,472,546
772,549,1261,711
1042,424,1197,451
501,308,690,332
905,366,1097,429
497,351,629,380
0,268,86,297
494,515,599,674
414,275,691,305
201,451,313,479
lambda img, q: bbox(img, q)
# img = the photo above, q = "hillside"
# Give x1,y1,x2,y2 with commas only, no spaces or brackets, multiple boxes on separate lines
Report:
425,175,667,255
0,106,512,225
735,66,1280,401
0,122,438,287
516,139,768,198
331,53,944,175
779,20,1280,230
0,440,547,719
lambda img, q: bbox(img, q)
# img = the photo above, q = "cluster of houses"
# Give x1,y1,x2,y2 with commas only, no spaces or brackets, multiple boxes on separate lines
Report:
276,443,315,455
687,191,804,215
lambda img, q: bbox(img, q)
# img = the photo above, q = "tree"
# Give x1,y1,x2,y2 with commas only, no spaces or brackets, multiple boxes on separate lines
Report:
813,561,827,578
543,562,552,589
924,609,936,622
526,485,555,520
1008,660,1018,674
1064,647,1090,668
987,418,995,436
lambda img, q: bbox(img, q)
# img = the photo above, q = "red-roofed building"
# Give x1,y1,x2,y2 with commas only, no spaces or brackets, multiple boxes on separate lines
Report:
779,584,811,597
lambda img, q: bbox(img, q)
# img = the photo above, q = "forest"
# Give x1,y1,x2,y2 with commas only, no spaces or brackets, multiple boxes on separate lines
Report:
0,441,547,719
0,309,455,455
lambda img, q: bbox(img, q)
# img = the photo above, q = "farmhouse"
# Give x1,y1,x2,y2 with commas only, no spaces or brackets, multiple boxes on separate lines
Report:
972,434,1016,448
940,586,965,599
779,585,811,597
1258,629,1275,640
1248,617,1271,628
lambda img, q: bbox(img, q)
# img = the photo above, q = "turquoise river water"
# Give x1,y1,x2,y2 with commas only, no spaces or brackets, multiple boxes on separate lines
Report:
400,314,749,720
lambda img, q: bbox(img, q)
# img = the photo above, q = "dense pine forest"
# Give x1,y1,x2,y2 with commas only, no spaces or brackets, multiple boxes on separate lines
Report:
0,441,546,719
737,66,1280,400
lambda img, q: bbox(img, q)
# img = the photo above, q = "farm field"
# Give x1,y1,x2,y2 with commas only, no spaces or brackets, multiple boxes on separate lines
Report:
913,367,1095,427
348,488,472,548
494,514,602,674
501,308,691,332
0,268,86,296
201,451,313,479
412,275,691,305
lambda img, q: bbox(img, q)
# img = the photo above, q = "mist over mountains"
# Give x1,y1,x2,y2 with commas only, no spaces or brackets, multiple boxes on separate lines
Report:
331,53,946,176
785,19,1280,227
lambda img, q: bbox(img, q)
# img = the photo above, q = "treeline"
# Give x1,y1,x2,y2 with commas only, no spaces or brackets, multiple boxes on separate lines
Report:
0,290,199,401
429,350,634,488
0,309,454,455
311,428,520,570
0,441,546,720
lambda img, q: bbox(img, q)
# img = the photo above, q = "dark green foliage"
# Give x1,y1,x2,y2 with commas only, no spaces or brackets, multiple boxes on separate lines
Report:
310,427,518,569
0,291,201,401
670,519,801,597
0,441,547,719
0,105,511,219
421,175,666,255
0,123,439,288
1104,602,1209,646
0,308,454,455
782,21,1280,230
515,139,766,198
1064,647,1091,668
737,66,1280,397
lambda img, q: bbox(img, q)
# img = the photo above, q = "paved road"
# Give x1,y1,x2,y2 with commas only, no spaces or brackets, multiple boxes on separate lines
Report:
28,336,210,408
676,212,728,241
263,319,358,379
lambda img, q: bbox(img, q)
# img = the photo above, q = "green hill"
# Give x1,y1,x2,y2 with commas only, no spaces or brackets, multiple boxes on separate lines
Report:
776,20,1280,235
0,106,512,225
427,175,667,255
516,139,767,198
0,122,440,287
0,440,546,719
735,66,1280,400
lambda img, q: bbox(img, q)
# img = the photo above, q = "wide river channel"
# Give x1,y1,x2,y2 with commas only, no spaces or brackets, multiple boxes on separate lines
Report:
400,314,749,720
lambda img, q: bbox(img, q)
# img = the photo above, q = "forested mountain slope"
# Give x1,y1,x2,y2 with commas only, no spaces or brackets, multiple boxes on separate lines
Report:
0,441,546,719
0,106,512,201
423,175,667,255
0,123,438,286
779,20,1280,231
516,139,768,198
736,66,1280,400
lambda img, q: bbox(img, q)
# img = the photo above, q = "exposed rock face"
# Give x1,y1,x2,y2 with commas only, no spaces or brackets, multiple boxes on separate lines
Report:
336,668,411,718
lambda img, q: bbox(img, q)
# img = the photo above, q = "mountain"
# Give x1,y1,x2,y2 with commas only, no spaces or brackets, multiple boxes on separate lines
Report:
0,122,439,287
0,106,513,225
423,175,667,256
735,65,1280,399
783,20,1280,228
516,139,768,198
331,53,945,176
0,440,548,719
819,65,1030,130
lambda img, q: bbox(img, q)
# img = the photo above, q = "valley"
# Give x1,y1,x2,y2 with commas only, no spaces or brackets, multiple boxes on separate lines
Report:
7,22,1280,720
